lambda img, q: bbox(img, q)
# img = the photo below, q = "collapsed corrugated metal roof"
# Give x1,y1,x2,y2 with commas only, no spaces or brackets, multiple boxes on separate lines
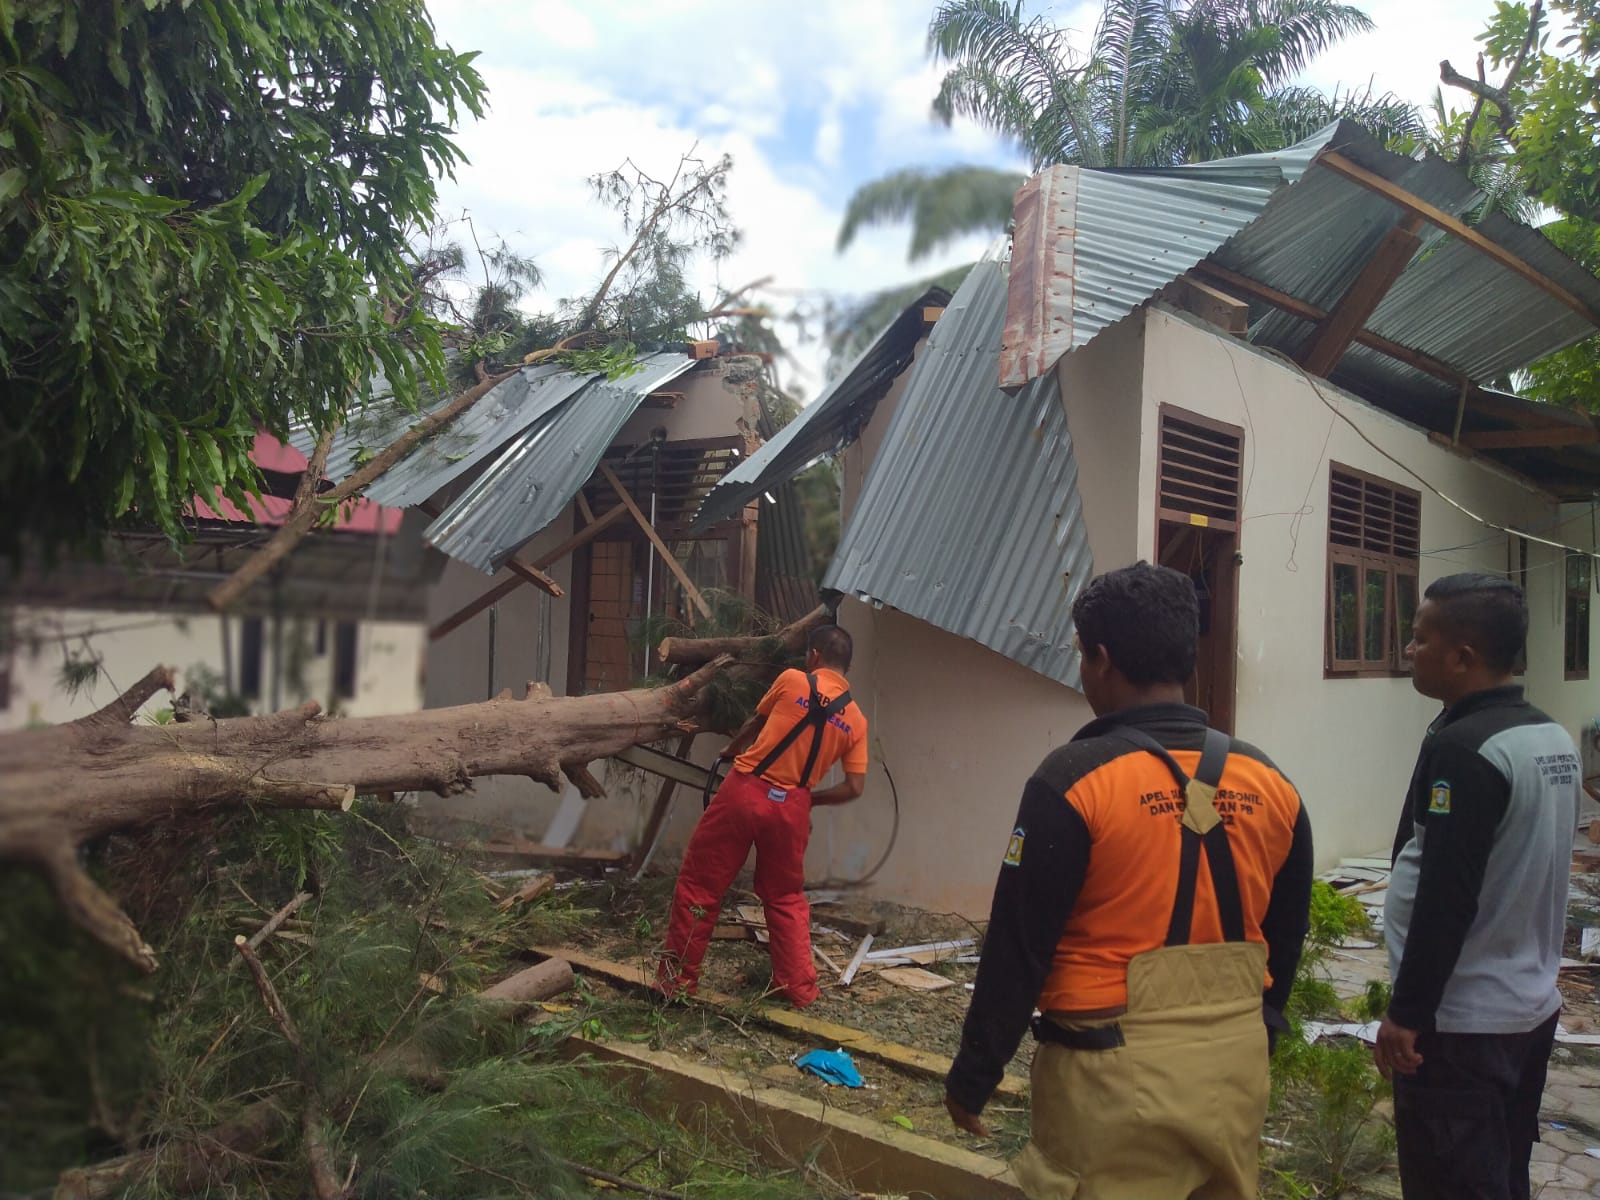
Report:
1002,120,1600,402
291,352,699,574
287,361,598,509
692,287,950,528
824,259,1091,688
422,352,696,573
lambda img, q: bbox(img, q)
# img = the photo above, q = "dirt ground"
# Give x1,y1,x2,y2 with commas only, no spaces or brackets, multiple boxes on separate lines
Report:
511,866,1600,1197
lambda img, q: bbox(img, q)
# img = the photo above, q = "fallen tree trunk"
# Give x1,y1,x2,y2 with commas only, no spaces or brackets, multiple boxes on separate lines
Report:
656,603,829,668
0,656,730,972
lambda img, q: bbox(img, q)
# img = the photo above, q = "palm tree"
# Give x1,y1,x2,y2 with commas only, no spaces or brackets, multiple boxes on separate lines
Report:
838,0,1424,262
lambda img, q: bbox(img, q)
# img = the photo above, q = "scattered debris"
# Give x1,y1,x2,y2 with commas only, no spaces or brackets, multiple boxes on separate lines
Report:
866,939,976,964
494,872,555,911
1302,1020,1380,1045
840,934,875,987
877,967,956,993
736,905,770,944
1582,927,1599,959
794,1048,864,1088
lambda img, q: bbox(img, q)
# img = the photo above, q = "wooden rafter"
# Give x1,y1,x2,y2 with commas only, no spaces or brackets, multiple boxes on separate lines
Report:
1190,262,1588,434
428,504,630,642
1318,151,1600,327
1297,215,1423,376
597,462,713,622
418,500,563,600
1457,426,1600,451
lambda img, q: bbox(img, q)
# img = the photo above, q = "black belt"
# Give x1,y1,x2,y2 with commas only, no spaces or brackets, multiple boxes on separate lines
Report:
1031,1015,1126,1051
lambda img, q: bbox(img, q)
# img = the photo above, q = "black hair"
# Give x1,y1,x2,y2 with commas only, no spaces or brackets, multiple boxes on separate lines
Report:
1071,562,1198,686
808,624,853,671
1422,572,1528,674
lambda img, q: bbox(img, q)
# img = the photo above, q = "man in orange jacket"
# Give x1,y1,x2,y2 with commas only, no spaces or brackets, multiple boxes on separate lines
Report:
657,624,868,1008
947,563,1313,1199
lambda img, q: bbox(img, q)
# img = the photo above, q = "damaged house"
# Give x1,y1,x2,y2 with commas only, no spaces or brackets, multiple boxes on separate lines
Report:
284,345,825,864
693,121,1600,915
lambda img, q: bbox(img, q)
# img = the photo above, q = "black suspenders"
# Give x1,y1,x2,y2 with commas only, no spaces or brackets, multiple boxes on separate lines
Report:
1031,725,1246,1052
749,673,853,789
1108,726,1246,946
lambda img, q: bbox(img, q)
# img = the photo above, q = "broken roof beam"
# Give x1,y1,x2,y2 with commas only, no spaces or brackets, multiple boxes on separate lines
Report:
428,504,630,642
597,461,713,622
1191,261,1589,432
1297,215,1424,377
1317,151,1600,328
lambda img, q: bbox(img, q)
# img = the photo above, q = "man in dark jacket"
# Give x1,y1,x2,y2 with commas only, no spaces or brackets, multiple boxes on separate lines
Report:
1377,573,1581,1200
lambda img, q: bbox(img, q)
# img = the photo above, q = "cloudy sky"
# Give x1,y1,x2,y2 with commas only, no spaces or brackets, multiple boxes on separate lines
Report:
425,0,1500,395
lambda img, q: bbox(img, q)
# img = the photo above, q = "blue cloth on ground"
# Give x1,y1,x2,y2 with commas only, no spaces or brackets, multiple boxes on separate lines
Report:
795,1048,863,1087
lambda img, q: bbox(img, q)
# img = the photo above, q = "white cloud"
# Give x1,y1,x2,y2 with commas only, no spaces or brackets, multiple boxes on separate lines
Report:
423,0,1506,398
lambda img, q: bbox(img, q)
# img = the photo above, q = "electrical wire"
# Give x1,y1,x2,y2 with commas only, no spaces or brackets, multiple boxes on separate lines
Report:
806,742,902,890
1264,346,1600,563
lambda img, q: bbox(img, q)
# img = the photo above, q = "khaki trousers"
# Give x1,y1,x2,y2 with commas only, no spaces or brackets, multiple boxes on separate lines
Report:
1014,942,1270,1200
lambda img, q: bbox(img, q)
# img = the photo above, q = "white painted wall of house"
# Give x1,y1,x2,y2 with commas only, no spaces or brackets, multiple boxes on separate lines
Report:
1139,306,1597,869
1,606,425,730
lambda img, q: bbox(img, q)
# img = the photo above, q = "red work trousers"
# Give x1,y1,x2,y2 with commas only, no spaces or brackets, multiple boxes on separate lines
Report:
658,769,819,1008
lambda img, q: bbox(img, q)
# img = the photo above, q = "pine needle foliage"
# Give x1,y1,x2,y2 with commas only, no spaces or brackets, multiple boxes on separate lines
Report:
0,803,823,1198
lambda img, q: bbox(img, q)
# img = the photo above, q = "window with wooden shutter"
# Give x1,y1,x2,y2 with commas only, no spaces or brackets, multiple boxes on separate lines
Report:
1566,549,1592,681
1157,408,1244,531
1327,464,1420,675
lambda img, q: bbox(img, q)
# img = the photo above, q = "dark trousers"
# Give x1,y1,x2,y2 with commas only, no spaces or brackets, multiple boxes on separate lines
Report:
1392,1011,1559,1200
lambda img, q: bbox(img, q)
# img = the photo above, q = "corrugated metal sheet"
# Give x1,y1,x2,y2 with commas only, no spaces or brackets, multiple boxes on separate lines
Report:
288,363,599,510
1001,163,1282,387
422,353,696,573
692,288,950,528
1003,119,1600,400
824,259,1091,688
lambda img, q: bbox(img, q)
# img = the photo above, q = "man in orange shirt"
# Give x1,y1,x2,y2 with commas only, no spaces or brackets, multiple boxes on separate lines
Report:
946,563,1313,1199
657,625,867,1009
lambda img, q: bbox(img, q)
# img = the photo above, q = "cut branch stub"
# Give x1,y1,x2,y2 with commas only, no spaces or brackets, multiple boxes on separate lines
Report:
656,604,829,668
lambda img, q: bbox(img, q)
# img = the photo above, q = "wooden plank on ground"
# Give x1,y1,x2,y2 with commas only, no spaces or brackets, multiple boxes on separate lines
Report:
559,1036,1023,1198
530,945,1026,1098
877,966,957,992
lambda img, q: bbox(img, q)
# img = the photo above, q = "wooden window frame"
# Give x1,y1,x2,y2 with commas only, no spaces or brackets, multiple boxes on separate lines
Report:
1566,548,1591,682
1326,464,1420,678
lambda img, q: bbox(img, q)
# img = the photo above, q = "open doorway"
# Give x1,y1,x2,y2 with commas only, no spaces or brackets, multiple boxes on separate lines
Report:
1155,406,1244,733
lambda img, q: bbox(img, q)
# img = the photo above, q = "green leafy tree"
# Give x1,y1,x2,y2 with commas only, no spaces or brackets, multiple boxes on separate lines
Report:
1439,0,1600,409
838,0,1421,262
0,2,485,557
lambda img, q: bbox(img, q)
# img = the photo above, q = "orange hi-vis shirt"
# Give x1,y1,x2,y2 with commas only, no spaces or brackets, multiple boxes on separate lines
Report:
948,704,1313,1115
734,667,868,790
1036,734,1305,1012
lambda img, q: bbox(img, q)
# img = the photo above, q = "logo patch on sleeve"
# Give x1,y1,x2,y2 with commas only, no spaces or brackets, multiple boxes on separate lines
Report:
1428,780,1452,815
1002,827,1025,867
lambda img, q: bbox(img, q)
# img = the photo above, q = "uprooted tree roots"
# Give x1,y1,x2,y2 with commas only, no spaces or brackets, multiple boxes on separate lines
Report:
0,605,829,972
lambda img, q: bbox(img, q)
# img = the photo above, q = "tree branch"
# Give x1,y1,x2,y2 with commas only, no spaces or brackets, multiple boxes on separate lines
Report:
38,842,159,973
71,665,177,730
1457,54,1491,164
206,365,523,612
235,936,348,1200
1441,0,1543,143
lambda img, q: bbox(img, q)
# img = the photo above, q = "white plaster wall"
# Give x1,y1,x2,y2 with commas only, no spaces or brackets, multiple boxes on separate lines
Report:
1139,306,1592,865
1,606,424,730
806,600,1095,915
